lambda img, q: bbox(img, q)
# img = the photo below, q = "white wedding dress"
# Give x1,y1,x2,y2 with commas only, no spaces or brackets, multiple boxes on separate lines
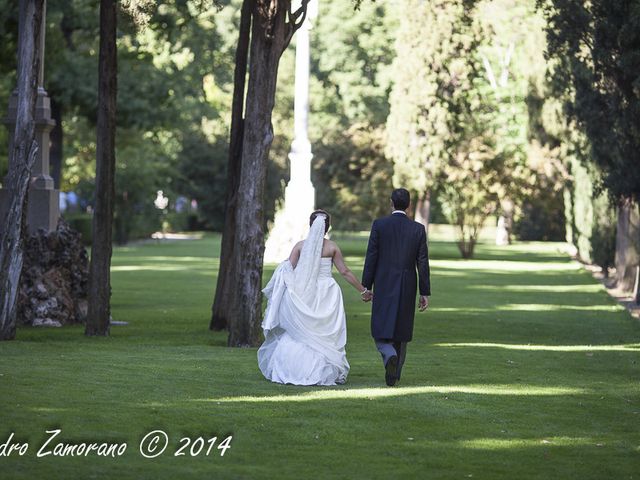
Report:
257,216,350,386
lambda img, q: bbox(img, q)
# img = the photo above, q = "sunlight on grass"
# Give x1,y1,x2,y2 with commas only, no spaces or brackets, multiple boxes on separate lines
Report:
431,259,579,272
500,303,623,312
435,342,640,352
469,284,604,293
117,255,214,263
29,407,70,413
194,384,586,403
459,437,594,450
344,256,365,265
429,270,467,277
431,304,623,313
112,265,212,272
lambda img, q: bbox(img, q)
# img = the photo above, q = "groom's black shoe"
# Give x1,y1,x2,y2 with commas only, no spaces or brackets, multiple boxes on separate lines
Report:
385,355,398,386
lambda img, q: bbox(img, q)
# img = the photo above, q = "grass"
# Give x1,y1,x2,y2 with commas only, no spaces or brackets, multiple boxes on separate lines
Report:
1,232,639,479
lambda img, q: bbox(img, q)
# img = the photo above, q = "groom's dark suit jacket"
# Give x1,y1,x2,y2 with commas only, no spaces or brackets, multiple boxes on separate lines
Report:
362,212,431,342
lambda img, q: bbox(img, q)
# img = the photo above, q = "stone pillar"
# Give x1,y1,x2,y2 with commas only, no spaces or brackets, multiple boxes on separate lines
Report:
0,0,59,236
496,199,514,246
263,0,318,263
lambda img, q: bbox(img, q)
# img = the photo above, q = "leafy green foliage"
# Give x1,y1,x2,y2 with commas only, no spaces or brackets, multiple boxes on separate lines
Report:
1,0,628,248
0,1,18,180
386,0,546,257
0,0,245,240
513,188,566,241
563,157,617,270
539,0,640,201
312,124,393,230
304,0,396,229
175,131,228,231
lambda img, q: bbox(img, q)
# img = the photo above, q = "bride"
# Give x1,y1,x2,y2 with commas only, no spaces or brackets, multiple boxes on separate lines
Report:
258,210,371,386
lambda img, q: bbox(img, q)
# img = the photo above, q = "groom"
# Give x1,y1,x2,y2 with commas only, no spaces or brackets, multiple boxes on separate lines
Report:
361,188,431,386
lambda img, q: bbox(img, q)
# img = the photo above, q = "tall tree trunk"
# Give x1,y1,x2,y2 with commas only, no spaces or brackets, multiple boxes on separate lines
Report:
210,0,252,331
414,191,431,235
227,0,302,347
614,198,640,294
86,0,117,336
0,0,44,341
50,98,62,190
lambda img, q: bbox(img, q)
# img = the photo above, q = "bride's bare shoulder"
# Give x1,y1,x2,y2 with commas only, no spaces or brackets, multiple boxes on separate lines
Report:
324,239,340,253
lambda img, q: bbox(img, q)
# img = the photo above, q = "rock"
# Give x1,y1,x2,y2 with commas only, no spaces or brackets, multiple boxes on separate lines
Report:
34,297,58,317
17,218,89,326
35,283,47,298
32,318,62,327
76,299,89,322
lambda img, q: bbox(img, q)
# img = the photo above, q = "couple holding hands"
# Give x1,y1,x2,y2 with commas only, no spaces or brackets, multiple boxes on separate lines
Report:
258,188,431,387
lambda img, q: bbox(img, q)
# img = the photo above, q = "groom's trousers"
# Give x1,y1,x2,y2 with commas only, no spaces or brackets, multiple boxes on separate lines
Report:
375,339,407,380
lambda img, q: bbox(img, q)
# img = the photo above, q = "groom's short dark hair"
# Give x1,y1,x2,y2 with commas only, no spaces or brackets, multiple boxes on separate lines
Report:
391,188,410,211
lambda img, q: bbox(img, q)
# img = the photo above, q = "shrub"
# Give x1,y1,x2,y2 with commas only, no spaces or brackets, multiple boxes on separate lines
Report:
63,213,93,245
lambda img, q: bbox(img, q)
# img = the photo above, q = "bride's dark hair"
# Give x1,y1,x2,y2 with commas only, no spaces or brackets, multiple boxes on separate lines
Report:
309,209,331,234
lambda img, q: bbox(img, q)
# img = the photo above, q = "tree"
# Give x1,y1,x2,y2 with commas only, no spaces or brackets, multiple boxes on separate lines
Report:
540,0,640,299
387,0,521,258
309,0,396,230
85,0,117,336
0,0,44,340
209,0,251,332
385,0,446,230
386,0,493,235
312,124,393,230
213,0,310,346
476,0,558,245
615,198,639,298
439,136,504,259
0,0,240,245
0,2,19,181
176,132,229,232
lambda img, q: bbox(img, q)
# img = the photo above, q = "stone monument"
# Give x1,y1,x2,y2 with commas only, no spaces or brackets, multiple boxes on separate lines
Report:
0,0,59,236
263,0,318,263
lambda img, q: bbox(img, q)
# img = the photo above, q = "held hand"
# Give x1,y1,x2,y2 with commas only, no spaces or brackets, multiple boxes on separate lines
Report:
418,295,429,312
361,289,373,303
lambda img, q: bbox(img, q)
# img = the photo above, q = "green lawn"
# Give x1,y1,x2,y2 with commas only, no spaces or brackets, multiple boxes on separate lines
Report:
1,233,639,479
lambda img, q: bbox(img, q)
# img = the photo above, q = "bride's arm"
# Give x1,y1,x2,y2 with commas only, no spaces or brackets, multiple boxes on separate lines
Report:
332,243,367,294
288,241,303,268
